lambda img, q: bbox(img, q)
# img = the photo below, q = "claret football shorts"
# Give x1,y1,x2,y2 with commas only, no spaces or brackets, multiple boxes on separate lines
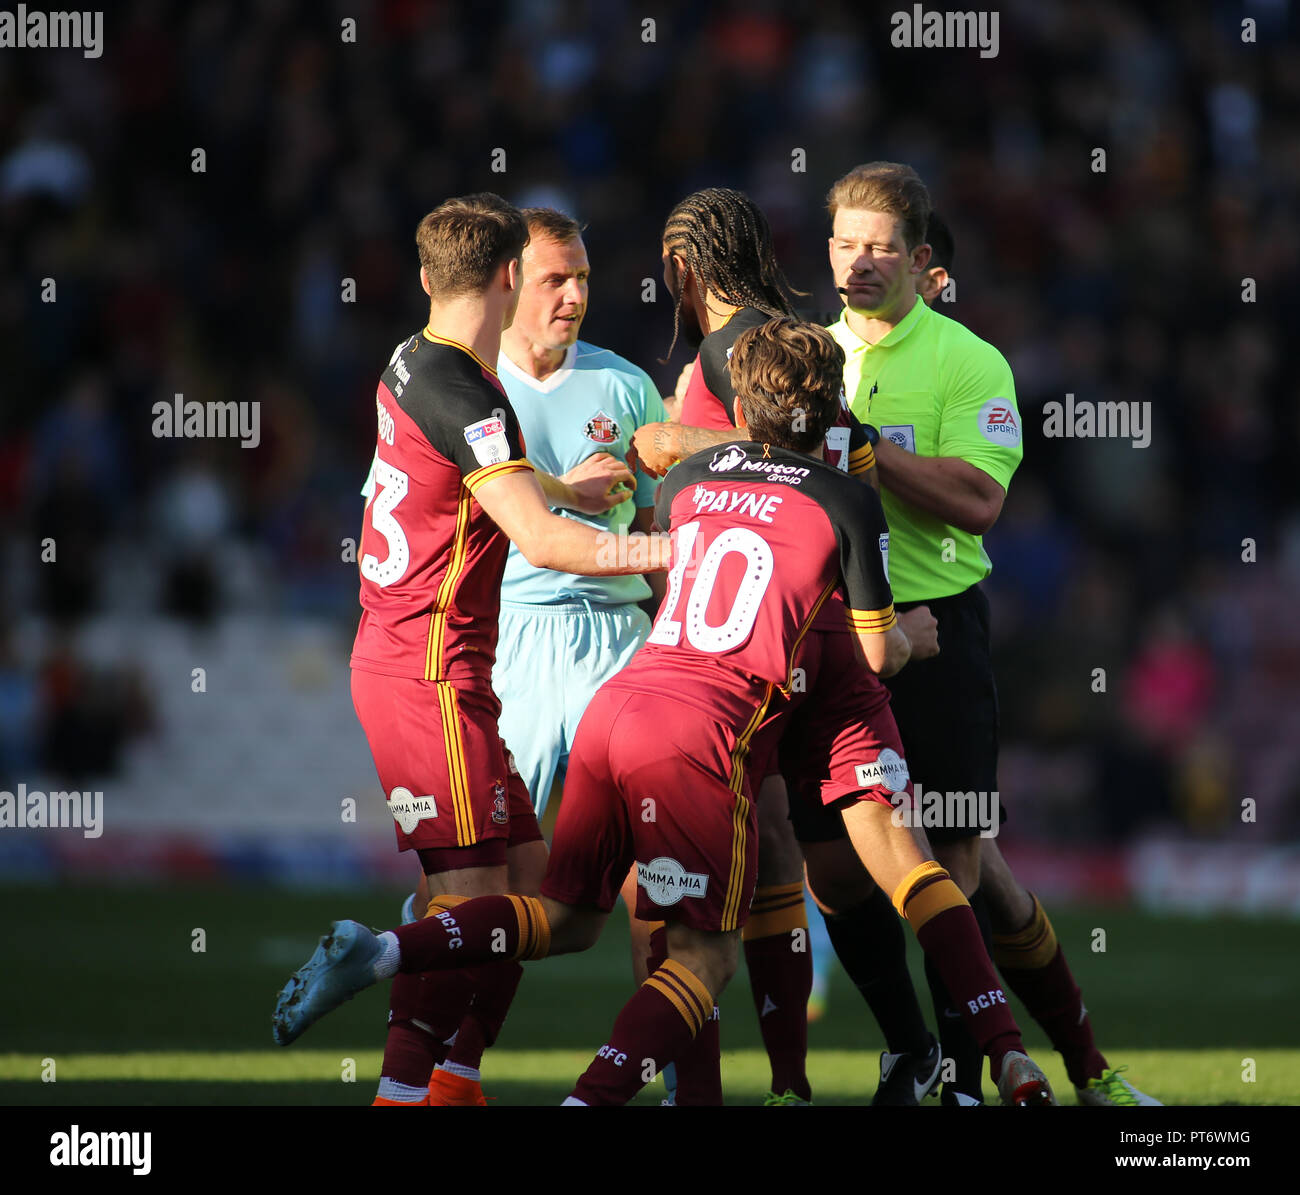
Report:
351,669,541,863
541,683,763,933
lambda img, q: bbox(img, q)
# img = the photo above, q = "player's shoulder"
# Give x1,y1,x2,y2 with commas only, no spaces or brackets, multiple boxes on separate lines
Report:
388,331,511,450
401,334,503,409
702,306,771,354
572,340,655,390
922,304,1012,374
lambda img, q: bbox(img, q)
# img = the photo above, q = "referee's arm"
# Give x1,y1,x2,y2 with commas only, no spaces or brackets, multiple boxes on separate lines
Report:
870,440,1005,534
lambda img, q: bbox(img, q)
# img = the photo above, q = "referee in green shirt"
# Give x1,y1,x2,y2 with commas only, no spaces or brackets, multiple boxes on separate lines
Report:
815,164,1158,1108
826,163,1021,1105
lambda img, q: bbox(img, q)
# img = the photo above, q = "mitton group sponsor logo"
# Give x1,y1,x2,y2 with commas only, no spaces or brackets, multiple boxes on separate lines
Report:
0,784,102,838
708,445,747,472
890,782,1001,839
637,856,709,907
388,786,438,833
583,410,620,444
740,459,811,483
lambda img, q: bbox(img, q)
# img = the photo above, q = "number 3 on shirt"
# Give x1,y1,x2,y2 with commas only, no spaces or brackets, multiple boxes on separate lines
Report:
647,521,773,651
361,456,410,587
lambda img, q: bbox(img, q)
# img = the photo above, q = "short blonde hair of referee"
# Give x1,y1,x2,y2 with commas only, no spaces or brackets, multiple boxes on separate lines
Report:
826,161,932,251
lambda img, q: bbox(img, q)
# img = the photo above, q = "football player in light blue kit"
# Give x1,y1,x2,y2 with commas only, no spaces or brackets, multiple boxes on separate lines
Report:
494,207,666,818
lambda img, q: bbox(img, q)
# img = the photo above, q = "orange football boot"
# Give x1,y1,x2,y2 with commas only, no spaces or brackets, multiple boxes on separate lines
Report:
427,1069,488,1106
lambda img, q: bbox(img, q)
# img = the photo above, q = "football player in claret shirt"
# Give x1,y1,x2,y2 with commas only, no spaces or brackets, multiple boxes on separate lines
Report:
624,187,881,1105
273,317,1055,1107
394,205,670,1098
336,193,668,1106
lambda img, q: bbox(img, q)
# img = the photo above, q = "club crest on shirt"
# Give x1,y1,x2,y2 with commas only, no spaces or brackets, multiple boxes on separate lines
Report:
583,410,620,444
492,780,508,824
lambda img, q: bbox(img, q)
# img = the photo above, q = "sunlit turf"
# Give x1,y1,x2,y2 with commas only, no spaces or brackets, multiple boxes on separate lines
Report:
1,884,1295,1105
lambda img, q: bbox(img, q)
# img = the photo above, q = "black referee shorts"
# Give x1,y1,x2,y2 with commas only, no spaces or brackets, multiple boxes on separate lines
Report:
884,583,1003,844
785,584,1005,846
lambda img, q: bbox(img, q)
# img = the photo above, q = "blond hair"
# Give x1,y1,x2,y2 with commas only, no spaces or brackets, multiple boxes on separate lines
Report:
826,162,931,250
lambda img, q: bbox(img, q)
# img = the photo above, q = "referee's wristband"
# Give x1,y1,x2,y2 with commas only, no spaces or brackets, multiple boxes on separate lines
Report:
862,422,879,446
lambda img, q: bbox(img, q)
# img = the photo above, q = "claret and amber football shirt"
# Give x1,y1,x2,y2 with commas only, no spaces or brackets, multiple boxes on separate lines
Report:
350,328,534,684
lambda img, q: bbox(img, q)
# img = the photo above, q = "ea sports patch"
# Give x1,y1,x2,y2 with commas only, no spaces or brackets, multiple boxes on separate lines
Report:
978,398,1020,446
880,424,916,453
388,785,438,834
879,531,890,582
464,416,509,466
583,410,620,444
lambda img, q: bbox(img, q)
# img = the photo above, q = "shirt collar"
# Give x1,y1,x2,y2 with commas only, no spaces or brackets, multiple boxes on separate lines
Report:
497,343,577,393
835,294,928,352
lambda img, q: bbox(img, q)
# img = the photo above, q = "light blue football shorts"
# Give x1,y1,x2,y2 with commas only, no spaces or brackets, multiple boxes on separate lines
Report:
492,599,652,817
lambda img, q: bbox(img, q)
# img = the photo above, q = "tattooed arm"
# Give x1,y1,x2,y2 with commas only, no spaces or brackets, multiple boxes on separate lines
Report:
629,421,739,478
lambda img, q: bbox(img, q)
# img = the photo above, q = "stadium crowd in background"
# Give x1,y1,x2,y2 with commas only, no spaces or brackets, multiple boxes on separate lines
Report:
2,0,1297,848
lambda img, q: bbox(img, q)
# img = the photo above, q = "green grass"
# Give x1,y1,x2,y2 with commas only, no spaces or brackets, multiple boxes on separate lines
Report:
1,884,1296,1105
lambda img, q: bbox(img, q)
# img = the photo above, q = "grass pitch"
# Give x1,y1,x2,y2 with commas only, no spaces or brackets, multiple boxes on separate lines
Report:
1,884,1295,1106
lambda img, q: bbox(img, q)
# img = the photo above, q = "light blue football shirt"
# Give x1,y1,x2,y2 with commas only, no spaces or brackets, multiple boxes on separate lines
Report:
498,340,665,606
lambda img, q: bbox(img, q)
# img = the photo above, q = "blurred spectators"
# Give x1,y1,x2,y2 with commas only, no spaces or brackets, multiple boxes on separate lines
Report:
2,0,1296,840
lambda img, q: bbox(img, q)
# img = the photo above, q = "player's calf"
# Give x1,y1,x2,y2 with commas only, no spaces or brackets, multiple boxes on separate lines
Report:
566,941,725,1106
272,896,599,1046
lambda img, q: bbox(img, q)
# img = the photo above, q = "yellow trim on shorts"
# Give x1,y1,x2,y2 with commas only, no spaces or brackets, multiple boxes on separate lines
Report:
435,683,475,846
722,684,775,932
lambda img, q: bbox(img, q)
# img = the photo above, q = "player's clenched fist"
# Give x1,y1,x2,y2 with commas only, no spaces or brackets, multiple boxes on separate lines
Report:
561,452,635,514
629,421,678,478
898,605,940,660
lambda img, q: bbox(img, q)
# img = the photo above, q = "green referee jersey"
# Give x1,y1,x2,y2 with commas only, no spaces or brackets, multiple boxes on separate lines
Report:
828,298,1022,603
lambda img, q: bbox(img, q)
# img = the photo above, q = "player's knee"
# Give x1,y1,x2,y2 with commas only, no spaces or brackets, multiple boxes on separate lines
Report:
665,925,738,997
803,847,875,914
540,898,603,955
506,839,548,897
